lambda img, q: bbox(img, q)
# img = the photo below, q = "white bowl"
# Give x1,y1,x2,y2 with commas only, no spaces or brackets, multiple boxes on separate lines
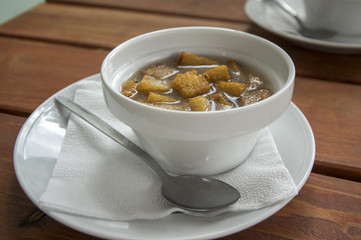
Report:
101,27,295,175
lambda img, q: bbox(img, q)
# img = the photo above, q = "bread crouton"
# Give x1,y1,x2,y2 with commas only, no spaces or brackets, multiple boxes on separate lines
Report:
136,75,170,92
142,64,178,79
208,92,234,106
177,52,218,66
121,80,137,97
172,70,210,98
240,89,271,106
203,65,230,83
147,92,177,103
248,75,264,90
189,96,210,111
227,60,249,83
227,60,242,73
214,81,248,97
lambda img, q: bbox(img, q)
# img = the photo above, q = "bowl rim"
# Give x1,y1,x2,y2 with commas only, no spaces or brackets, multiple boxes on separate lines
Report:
101,26,295,116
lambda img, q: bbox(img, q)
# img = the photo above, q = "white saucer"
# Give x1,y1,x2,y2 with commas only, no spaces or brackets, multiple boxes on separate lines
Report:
14,74,315,240
245,0,361,54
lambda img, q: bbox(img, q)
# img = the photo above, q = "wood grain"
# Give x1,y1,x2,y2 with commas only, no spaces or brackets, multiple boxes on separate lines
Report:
1,3,361,84
244,26,361,84
237,174,361,240
0,3,246,49
67,0,361,84
48,0,248,22
293,78,361,181
0,37,107,115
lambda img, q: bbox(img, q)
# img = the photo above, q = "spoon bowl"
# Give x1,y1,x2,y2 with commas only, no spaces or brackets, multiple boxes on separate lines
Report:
270,0,336,39
55,96,240,211
162,175,240,210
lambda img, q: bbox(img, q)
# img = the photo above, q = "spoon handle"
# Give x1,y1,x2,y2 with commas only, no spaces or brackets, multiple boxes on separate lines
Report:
55,96,168,178
271,0,303,27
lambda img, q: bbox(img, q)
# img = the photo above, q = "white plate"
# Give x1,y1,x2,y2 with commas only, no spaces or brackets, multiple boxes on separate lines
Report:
245,0,361,54
14,74,315,240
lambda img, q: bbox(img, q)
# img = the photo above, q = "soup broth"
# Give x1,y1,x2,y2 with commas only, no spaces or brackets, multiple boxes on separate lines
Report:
120,52,274,111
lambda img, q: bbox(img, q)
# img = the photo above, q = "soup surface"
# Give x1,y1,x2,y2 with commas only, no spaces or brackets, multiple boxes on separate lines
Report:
120,52,273,111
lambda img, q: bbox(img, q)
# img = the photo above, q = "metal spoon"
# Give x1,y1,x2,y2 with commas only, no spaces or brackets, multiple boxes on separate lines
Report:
55,96,240,211
270,0,336,39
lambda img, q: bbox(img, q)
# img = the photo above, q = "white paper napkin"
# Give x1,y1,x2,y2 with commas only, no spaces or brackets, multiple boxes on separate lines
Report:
39,79,297,220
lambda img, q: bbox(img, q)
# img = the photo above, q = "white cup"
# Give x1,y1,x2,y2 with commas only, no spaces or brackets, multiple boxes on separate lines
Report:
303,0,361,35
101,27,295,175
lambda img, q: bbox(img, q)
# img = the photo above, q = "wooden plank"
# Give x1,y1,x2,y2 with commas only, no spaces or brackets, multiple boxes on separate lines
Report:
236,173,361,239
48,0,248,22
282,41,361,84
0,3,246,49
46,0,361,84
1,3,361,84
0,37,107,115
292,78,361,181
244,27,361,84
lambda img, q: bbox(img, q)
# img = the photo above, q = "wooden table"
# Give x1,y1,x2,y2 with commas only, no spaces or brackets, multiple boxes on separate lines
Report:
1,0,360,239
